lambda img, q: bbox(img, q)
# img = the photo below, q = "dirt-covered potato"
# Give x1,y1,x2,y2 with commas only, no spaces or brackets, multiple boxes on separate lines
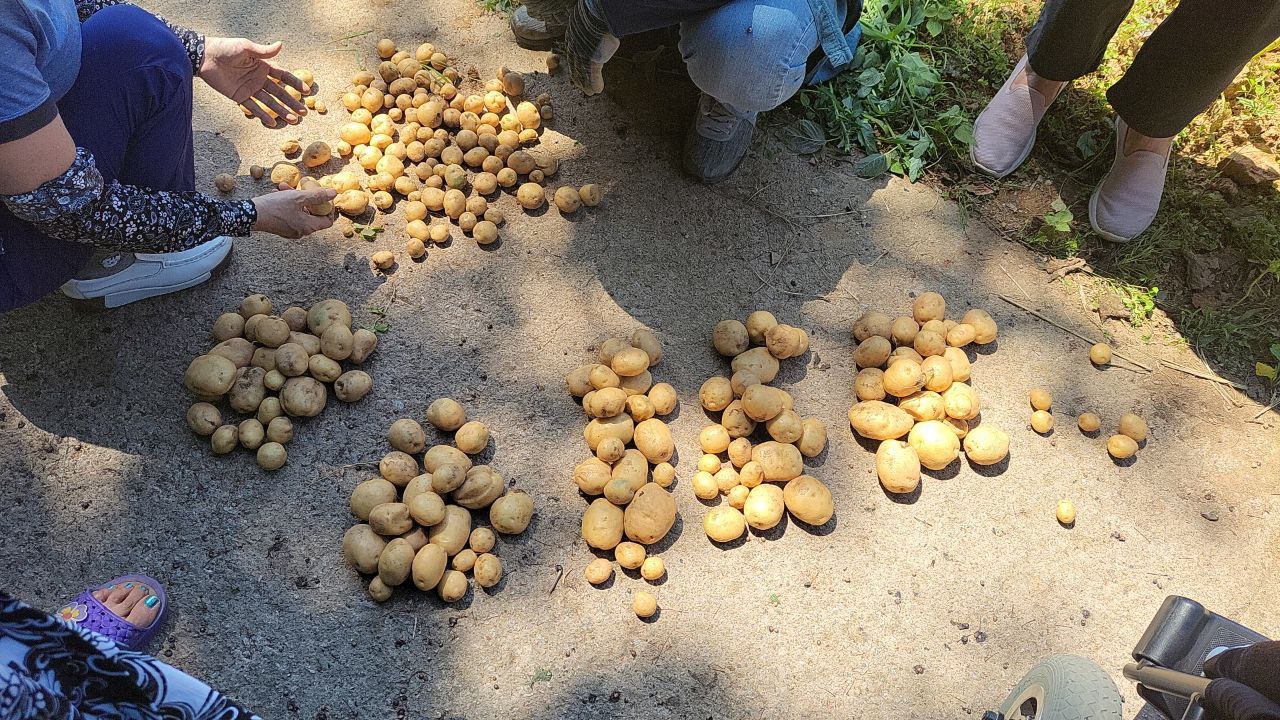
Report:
579,184,601,206
783,475,833,525
584,414,635,451
377,538,414,587
408,491,446,527
490,490,534,534
473,553,502,588
380,451,419,486
632,418,674,464
963,425,1009,465
343,524,387,574
264,369,286,394
383,418,424,454
961,309,998,344
368,577,392,602
424,444,473,474
317,324,352,361
334,370,373,402
212,312,246,342
699,377,733,412
582,497,624,550
238,293,271,319
585,387,626,418
238,418,265,450
565,364,599,397
411,543,448,591
623,483,676,544
369,502,413,536
352,478,398,520
615,541,646,569
308,354,342,383
883,358,925,398
741,384,784,422
848,400,914,440
942,382,980,421
1117,413,1147,442
853,311,893,342
185,354,237,397
731,347,780,384
743,484,785,530
427,504,472,556
426,397,466,431
1107,434,1138,459
761,324,808,359
854,368,886,402
750,441,803,482
912,291,945,323
585,558,613,584
453,465,505,509
876,439,920,494
186,402,221,435
913,329,946,357
908,420,961,470
265,414,293,444
210,425,238,454
274,342,309,377
307,299,352,336
719,400,756,439
280,377,327,417
631,328,663,365
888,316,917,346
854,336,892,369
348,328,378,364
250,347,276,372
713,319,750,356
454,421,489,454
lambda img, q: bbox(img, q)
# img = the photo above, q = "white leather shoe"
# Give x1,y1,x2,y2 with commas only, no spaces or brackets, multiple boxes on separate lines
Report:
60,236,233,308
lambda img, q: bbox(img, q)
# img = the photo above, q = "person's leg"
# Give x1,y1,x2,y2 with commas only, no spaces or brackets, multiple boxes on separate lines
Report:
1206,642,1280,704
678,0,833,182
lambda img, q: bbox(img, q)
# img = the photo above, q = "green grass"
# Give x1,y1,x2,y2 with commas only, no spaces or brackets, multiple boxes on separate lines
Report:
478,0,519,14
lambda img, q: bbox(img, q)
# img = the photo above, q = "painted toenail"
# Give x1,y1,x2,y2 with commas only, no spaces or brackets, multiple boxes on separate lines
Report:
124,583,134,589
106,584,116,589
144,595,159,608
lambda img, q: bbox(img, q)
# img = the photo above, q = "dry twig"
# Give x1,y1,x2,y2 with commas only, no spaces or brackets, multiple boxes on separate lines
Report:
996,294,1154,373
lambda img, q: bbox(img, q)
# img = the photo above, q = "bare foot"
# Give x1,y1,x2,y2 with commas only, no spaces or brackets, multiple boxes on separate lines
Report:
90,580,161,626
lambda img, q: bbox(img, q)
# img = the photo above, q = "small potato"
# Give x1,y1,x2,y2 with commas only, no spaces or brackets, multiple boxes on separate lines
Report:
212,312,246,342
891,346,925,365
1107,434,1138,459
389,418,427,454
963,425,1009,465
1090,343,1112,366
883,359,925,398
712,320,750,357
348,328,378,365
611,347,650,377
876,440,920,494
907,420,961,471
647,383,677,416
730,370,760,398
633,418,674,464
490,490,534,534
912,291,945,323
704,505,746,542
408,491,446,527
436,569,468,602
214,173,235,193
783,475,833,525
238,419,265,450
890,316,919,346
266,416,294,444
427,505,472,556
380,451,420,486
426,397,466,431
945,417,969,439
270,162,301,188
741,384,784,422
585,558,614,584
452,548,478,572
351,478,398,520
186,402,221,436
1078,412,1101,433
1117,413,1148,442
848,400,914,440
721,401,757,439
942,382,980,421
239,293,272,319
853,336,892,369
334,370,373,402
411,544,448,591
320,323,354,361
920,356,954,393
615,541,646,569
852,311,893,342
633,590,658,619
343,524,387,574
961,309,998,344
553,186,582,213
1030,410,1054,434
699,424,731,454
698,454,722,474
692,471,718,500
699,377,733,412
751,441,804,482
455,421,490,454
743,484,785,530
302,141,332,168
727,437,753,468
739,461,764,488
1029,389,1053,411
378,538,415,586
308,354,342,383
473,553,502,588
586,386,626,418
946,323,976,348
726,484,749,509
369,502,413,535
651,462,675,488
1056,499,1076,526
579,184,602,206
584,414,635,451
469,527,496,554
185,354,237,397
368,577,392,602
855,368,886,402
582,498,625,550
210,425,238,454
640,557,665,581
624,483,676,544
730,347,780,384
913,330,946,357
942,346,971,383
274,342,309,377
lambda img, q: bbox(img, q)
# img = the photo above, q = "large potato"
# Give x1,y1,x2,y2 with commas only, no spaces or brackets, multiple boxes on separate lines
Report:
783,475,833,525
713,320,749,356
751,441,804,482
307,299,352,335
453,465,504,509
876,440,920,494
704,506,746,542
321,324,354,361
743,484,785,530
633,418,673,464
764,324,808,359
343,524,386,574
185,354,237,397
584,414,634,451
899,391,946,422
961,309,998,344
740,384,784,422
891,316,919,346
852,311,893,342
883,359,925,397
427,505,472,556
912,291,945,323
210,338,254,368
280,376,327,417
490,490,534,534
920,355,954,393
424,444,473,473
581,498,624,550
942,382,980,421
573,457,612,495
731,347,780,383
585,387,627,418
848,401,914,440
377,538,415,587
907,420,961,470
611,347,650,377
274,342,309,377
623,483,676,545
963,425,1009,465
351,478,398,519
411,543,448,591
388,418,427,454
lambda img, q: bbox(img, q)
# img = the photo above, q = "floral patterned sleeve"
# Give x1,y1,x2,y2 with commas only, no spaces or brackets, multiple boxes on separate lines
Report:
74,0,205,73
1,148,256,253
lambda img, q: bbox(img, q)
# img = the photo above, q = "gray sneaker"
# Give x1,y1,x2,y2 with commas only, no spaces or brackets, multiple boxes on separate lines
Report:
683,94,755,184
510,6,566,50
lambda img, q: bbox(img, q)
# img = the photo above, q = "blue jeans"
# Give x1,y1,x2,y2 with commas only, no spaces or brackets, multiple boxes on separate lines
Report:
0,5,196,312
678,0,851,121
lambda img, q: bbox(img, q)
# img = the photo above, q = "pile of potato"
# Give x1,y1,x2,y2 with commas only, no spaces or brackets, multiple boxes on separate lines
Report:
183,295,376,470
695,312,834,543
565,330,677,618
846,293,1010,494
343,399,533,603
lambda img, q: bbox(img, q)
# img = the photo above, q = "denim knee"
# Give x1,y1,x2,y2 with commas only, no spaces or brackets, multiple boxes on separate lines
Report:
80,4,192,81
680,0,817,114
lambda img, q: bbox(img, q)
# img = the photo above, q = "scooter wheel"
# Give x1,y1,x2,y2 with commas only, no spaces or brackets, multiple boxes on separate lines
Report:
998,654,1123,720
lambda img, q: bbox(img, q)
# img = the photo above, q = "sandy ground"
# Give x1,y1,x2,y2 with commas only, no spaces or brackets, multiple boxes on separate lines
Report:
2,1,1279,718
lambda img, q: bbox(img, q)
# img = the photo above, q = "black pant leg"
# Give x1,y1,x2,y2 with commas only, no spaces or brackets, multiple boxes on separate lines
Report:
1025,0,1136,81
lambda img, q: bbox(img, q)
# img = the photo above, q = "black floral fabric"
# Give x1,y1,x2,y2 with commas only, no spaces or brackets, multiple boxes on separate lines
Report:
74,0,206,73
0,593,260,720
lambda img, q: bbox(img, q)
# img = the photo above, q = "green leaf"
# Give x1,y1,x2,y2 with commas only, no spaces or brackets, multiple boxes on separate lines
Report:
952,121,974,145
926,18,942,36
1271,342,1280,363
1256,362,1277,381
529,668,552,688
779,119,828,155
854,153,890,177
1076,129,1100,158
768,593,781,606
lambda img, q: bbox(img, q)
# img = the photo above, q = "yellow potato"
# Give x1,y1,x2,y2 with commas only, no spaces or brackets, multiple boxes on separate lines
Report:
633,590,658,619
782,475,833,525
712,319,750,356
631,328,663,365
883,359,925,398
351,478,398,520
1029,389,1053,411
453,465,505,509
490,490,534,533
876,439,920,494
574,457,612,495
185,354,237,397
731,347,780,383
945,323,976,347
743,484,785,530
727,437,753,468
942,346,971,382
633,418,674,464
963,425,1009,465
584,414,635,451
745,310,778,345
854,336,892,369
848,400,914,440
647,382,678,416
1056,499,1076,525
890,316,919,346
615,541,646,569
942,382,980,421
584,558,614,584
342,524,387,574
908,420,961,471
582,498,624,550
426,397,466,431
704,505,747,542
699,377,733,412
1117,413,1148,442
691,471,718,500
699,424,731,454
912,292,945,323
469,527,496,553
765,409,803,443
651,462,675,488
796,418,827,458
741,384,784,422
640,556,665,581
852,311,893,342
1030,410,1054,434
899,391,946,422
473,553,502,588
855,368,886,401
914,329,946,357
961,309,998,344
377,538,415,586
1090,343,1112,365
427,504,472,556
388,418,427,454
407,491,446,527
1077,412,1101,433
721,400,757,439
750,441,803,482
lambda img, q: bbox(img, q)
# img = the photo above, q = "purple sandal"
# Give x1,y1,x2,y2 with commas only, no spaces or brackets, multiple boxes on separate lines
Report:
55,574,168,652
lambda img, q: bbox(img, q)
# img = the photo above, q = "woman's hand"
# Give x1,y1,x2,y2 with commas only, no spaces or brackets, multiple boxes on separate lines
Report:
199,38,309,128
251,186,336,238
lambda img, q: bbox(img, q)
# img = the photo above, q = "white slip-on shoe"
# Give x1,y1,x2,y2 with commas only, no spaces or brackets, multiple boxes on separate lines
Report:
970,54,1064,179
60,236,233,309
1088,117,1172,243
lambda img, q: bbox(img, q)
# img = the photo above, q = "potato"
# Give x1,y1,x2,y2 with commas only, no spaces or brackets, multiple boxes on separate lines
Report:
740,461,765,488
744,310,777,345
743,484,785,530
238,418,265,450
1077,412,1101,433
718,401,755,440
553,185,581,213
1090,343,1112,366
696,454,721,475
631,328,663,365
712,320,750,356
582,498,624,550
212,312,245,342
301,141,331,168
307,299,352,335
584,414,634,451
908,420,961,470
452,548,477,572
726,484,749,509
288,331,321,355
402,474,434,505
1117,413,1148,442
263,369,286,392
913,329,946,357
408,491,446,527
888,316,918,346
351,478,398,520
274,343,308,377
912,291,945,323
380,451,419,486
574,457,612,495
765,409,803,443
453,465,504,509
783,475,833,525
490,490,534,534
750,441,804,482
308,354,342,383
343,524,387,574
848,400,914,440
585,558,613,584
210,338,254,369
699,377,733,412
891,346,925,365
250,347,276,372
369,502,413,536
731,347,780,383
943,323,974,348
334,370,373,402
427,505,472,556
516,182,545,209
854,336,892,369
239,293,272,318
565,364,599,397
319,324,353,361
633,418,674,464
764,324,806,360
961,309,998,344
385,418,425,454
854,368,886,402
899,391,946,422
646,383,677,416
954,425,1007,466
639,556,665,582
699,424,731,454
469,527,496,554
585,387,627,418
426,397,466,431
691,471,718,500
473,553,502,588
269,162,301,188
611,347,650,377
920,355,954,393
1056,499,1076,526
738,385,781,423
852,311,893,342
377,538,415,587
942,382,980,421
701,506,743,543
1107,433,1138,459
615,541,646,569
210,425,238,454
1030,410,1054,434
623,483,677,544
411,543,448,591
186,402,221,435
185,354,237,397
424,444,473,473
588,365,621,391
435,569,468,602
632,590,658,618
875,440,920,494
455,421,489,454
936,349,968,386
881,359,924,398
651,462,675,488
597,338,630,365
922,319,947,336
1029,389,1052,411
367,577,392,602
